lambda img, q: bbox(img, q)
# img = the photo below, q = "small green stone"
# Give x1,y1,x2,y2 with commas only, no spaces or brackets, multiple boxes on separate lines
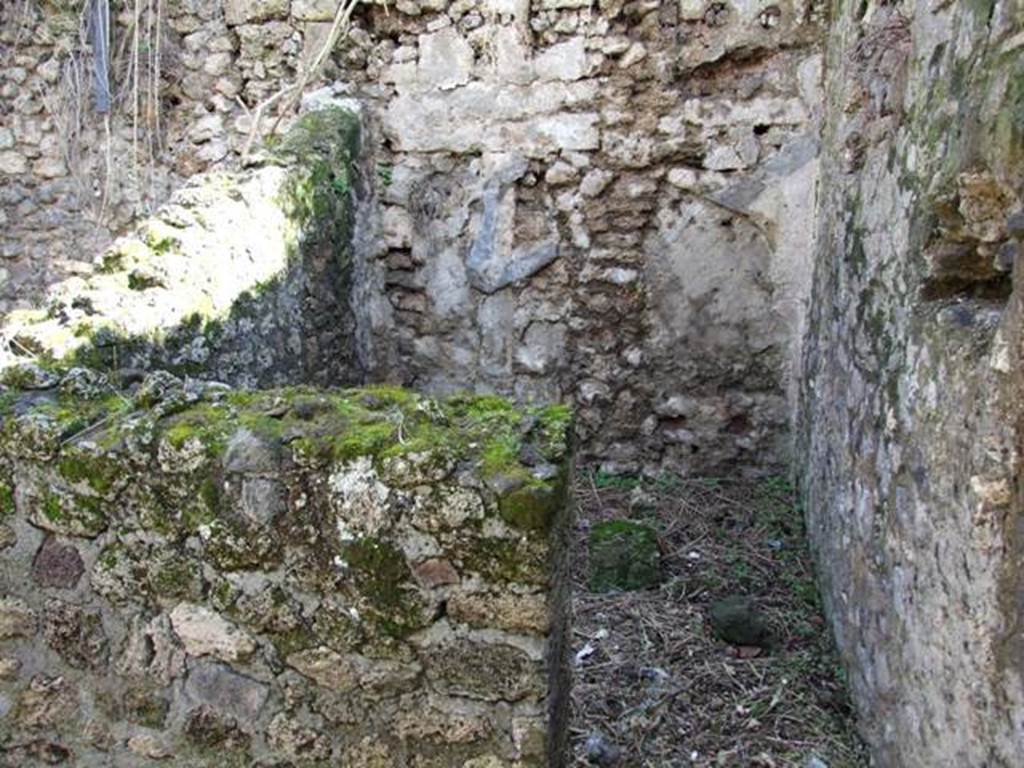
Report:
588,519,662,592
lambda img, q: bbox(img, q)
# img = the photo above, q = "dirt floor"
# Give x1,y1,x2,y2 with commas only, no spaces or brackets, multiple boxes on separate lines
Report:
567,470,868,768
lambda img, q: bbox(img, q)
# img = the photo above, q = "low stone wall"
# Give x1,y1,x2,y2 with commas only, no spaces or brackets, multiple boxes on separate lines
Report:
0,370,572,766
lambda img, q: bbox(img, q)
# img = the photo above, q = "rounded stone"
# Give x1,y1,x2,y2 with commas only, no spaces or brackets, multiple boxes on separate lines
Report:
709,595,773,648
31,536,85,589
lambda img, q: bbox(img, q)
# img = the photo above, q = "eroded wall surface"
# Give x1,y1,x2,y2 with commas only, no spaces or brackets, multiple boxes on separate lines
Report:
0,1,827,475
800,1,1024,765
0,377,571,766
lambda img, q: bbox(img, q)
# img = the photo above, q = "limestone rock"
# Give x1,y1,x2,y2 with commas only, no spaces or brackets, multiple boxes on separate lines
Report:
0,524,14,550
266,712,332,761
392,695,493,744
42,599,109,669
423,639,542,702
134,370,186,408
170,603,257,662
412,557,460,588
224,0,289,25
16,676,77,730
534,37,587,82
118,615,186,685
0,657,20,680
184,660,269,722
238,477,286,526
0,151,27,175
579,169,614,198
340,737,397,767
292,0,338,21
1,362,59,390
223,428,281,474
416,27,474,90
328,456,395,541
184,706,251,752
58,367,110,399
286,646,422,694
127,734,173,760
448,591,550,634
0,596,36,639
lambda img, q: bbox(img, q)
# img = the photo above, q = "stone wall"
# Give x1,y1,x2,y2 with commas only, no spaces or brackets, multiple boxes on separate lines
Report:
799,1,1024,765
0,0,828,476
0,372,572,766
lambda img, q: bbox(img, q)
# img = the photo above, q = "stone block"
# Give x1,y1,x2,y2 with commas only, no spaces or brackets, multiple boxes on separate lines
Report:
170,603,257,662
30,536,84,588
534,38,588,82
224,0,289,26
417,27,475,90
0,597,35,639
292,0,338,21
184,660,269,722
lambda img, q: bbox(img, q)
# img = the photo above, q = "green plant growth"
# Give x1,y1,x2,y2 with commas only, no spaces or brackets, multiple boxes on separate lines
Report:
592,471,644,491
0,482,14,519
275,107,362,269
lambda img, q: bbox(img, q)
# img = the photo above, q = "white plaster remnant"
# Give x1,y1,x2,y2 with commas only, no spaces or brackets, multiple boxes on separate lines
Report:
170,603,257,662
328,456,395,541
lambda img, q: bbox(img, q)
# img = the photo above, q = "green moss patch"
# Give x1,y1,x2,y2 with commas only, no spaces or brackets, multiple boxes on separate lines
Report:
498,482,563,532
2,383,572,551
0,481,14,519
461,536,549,586
202,518,282,572
57,449,124,496
342,537,426,639
34,490,107,538
275,106,361,267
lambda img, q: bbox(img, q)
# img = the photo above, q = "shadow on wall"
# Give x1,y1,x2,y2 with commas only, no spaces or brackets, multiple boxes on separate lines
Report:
0,106,366,390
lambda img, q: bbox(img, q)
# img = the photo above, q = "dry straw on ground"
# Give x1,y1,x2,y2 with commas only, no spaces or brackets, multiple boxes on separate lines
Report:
568,471,867,768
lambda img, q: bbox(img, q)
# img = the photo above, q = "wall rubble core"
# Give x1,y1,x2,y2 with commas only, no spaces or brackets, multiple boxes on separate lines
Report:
0,373,572,766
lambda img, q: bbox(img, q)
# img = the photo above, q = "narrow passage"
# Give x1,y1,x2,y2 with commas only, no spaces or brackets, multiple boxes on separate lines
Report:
568,472,867,768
